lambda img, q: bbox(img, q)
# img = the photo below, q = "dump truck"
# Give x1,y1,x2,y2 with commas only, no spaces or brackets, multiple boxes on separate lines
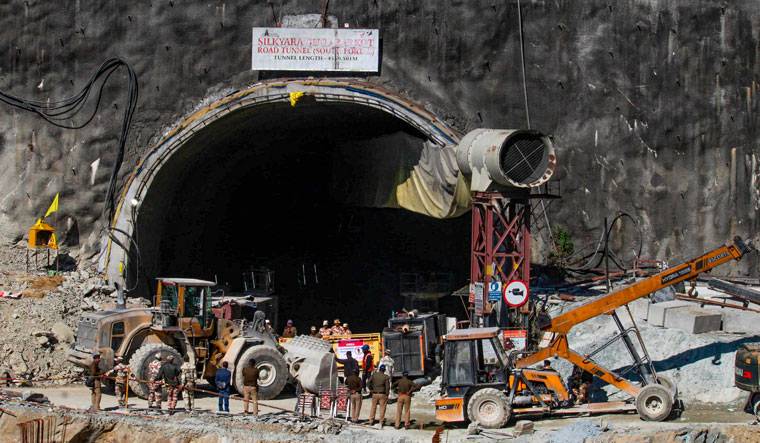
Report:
382,311,449,379
66,278,334,399
436,237,754,427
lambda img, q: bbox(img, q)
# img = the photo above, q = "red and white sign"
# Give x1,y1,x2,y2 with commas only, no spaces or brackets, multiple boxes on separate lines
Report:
503,280,529,307
336,339,364,360
503,330,527,351
252,28,379,72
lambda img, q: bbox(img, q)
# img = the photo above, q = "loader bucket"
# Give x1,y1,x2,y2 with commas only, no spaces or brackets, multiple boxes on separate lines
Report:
281,335,337,394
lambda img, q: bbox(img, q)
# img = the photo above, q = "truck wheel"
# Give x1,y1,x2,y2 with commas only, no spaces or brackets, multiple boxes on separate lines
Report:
655,375,678,399
752,393,760,421
467,388,511,429
234,345,287,400
636,384,673,422
128,343,183,399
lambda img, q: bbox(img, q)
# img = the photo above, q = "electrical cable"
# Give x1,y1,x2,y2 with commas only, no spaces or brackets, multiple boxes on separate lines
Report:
516,0,531,129
0,58,138,226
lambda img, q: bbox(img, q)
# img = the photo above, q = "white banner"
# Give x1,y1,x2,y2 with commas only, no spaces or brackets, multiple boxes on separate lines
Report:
252,27,379,72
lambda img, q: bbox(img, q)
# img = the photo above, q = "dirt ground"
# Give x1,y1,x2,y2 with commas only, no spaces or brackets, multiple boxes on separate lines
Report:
16,384,758,442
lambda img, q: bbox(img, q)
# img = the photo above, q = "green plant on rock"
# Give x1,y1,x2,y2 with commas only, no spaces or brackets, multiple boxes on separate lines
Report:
550,226,574,264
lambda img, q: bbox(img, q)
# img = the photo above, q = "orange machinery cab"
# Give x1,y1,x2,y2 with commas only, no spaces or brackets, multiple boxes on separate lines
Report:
155,278,216,337
435,327,569,424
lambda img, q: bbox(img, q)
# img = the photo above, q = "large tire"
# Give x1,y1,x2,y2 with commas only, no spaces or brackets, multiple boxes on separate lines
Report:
233,345,287,400
751,393,760,421
467,388,511,429
128,343,183,399
636,384,673,422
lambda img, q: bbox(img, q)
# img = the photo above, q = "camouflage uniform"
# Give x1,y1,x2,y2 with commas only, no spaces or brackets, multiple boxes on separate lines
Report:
180,362,196,411
147,359,163,408
106,361,130,407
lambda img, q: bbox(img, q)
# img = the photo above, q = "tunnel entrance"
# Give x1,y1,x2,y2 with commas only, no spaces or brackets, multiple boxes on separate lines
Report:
109,80,471,333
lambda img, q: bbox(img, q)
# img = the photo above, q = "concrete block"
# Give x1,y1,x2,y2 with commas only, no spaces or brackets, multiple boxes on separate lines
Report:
663,307,722,334
514,420,534,435
630,298,651,321
705,307,760,333
647,301,693,327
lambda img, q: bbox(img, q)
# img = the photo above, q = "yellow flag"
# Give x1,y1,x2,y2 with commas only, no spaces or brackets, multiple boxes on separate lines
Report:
44,193,59,218
289,91,305,106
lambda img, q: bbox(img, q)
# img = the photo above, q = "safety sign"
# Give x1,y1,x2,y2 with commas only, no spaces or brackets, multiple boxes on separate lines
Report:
487,281,502,301
503,280,529,307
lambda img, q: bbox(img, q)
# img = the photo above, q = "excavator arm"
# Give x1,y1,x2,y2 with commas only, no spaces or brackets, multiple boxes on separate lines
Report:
516,236,754,398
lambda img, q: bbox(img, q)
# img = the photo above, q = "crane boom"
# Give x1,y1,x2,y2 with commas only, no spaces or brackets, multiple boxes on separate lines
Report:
515,236,754,398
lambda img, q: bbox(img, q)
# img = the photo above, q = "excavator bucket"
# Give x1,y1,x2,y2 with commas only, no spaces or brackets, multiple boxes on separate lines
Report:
281,335,337,394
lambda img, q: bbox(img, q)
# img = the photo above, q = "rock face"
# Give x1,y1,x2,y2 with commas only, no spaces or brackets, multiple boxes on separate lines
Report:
0,1,758,276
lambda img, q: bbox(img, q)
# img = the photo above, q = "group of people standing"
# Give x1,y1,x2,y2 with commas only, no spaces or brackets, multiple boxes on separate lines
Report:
336,346,419,429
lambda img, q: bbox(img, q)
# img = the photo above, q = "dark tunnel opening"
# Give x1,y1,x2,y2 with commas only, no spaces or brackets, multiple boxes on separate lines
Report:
130,101,471,333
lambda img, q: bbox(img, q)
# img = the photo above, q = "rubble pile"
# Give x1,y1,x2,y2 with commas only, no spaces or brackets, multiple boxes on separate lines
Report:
256,411,346,435
0,240,148,384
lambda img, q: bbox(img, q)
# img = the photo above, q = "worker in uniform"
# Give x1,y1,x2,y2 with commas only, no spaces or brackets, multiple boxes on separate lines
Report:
379,349,395,399
342,323,352,335
331,318,345,335
105,356,129,408
319,320,332,337
282,319,298,338
361,344,374,394
156,355,181,411
147,353,163,409
392,371,419,429
367,364,390,427
542,359,556,371
345,368,363,422
310,326,320,338
88,354,103,411
180,360,196,411
215,361,232,413
242,358,260,415
333,349,359,378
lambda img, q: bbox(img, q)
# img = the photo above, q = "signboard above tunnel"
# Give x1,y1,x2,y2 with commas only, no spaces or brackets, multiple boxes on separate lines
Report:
252,27,380,72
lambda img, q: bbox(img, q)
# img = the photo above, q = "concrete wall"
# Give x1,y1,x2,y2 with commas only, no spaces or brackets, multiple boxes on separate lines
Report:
0,1,758,272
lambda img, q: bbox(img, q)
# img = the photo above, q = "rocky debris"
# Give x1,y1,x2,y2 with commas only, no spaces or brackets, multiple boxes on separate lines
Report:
258,411,346,435
586,426,736,443
514,420,534,435
0,240,150,385
0,387,49,403
547,419,605,443
416,376,442,403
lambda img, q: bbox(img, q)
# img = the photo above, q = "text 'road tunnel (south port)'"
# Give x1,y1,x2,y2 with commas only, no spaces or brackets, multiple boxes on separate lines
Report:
104,80,473,332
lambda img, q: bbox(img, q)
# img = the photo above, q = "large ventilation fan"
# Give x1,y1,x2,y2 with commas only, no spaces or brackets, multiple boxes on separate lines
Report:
455,129,556,193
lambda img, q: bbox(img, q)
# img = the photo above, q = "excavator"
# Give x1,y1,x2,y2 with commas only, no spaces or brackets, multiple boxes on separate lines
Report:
436,236,755,428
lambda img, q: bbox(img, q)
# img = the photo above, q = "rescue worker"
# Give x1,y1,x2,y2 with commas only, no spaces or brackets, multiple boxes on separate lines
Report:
331,318,345,335
180,360,196,411
361,344,374,393
392,371,419,429
379,349,395,399
282,319,298,338
367,364,390,427
147,353,163,409
333,349,359,378
242,358,259,415
319,320,332,337
265,319,273,332
88,354,103,411
215,361,232,413
310,326,320,338
155,355,181,411
105,356,129,408
342,323,352,335
345,368,362,422
542,359,555,371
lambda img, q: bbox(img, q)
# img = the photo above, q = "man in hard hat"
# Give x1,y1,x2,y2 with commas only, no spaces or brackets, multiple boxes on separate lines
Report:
368,364,391,428
319,320,332,337
342,323,352,335
392,371,419,429
361,344,374,394
88,354,103,411
310,326,320,338
282,319,298,338
155,355,181,411
147,353,163,409
331,318,345,335
105,356,129,408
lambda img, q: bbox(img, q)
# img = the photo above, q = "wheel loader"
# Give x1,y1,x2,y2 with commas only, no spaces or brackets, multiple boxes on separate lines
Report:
66,278,334,399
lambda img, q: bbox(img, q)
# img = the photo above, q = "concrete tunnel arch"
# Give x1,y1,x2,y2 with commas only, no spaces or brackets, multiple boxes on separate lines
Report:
101,78,472,319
